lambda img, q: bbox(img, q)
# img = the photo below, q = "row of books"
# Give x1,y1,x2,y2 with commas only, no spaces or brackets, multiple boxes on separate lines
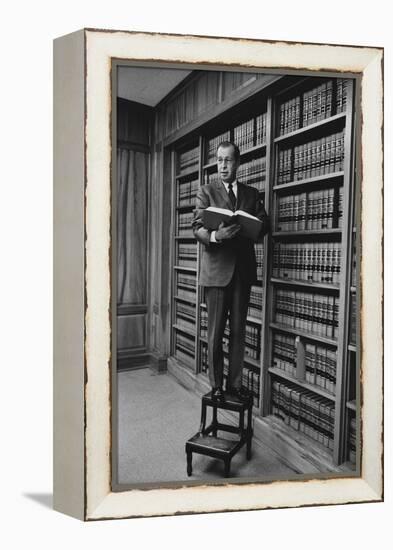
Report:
225,360,260,407
200,307,208,339
177,288,196,302
255,243,264,281
175,315,195,334
237,157,267,190
221,324,261,361
200,295,262,330
305,343,337,394
177,243,197,268
177,178,199,207
271,380,335,450
203,171,221,187
248,286,263,318
177,211,195,236
175,301,196,324
272,242,341,284
275,289,339,339
256,112,268,146
272,332,337,395
276,131,345,184
348,414,356,464
303,82,334,127
276,187,343,231
279,96,302,136
336,79,349,115
200,341,209,373
234,118,255,152
206,130,231,164
177,273,196,292
278,79,348,136
178,146,199,175
272,332,297,377
174,332,195,365
201,307,261,348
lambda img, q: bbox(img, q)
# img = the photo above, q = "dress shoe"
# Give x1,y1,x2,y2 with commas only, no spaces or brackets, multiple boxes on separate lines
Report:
211,387,225,402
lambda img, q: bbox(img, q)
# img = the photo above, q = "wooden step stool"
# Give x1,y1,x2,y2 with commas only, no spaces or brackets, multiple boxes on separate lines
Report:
185,390,253,478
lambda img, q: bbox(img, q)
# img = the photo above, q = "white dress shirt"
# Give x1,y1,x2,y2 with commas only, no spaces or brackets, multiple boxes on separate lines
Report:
210,180,238,243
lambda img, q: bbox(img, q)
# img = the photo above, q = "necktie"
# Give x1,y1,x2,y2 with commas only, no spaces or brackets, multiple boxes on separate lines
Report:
228,182,236,210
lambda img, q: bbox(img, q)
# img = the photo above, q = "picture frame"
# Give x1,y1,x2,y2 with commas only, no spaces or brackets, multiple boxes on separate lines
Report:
53,28,383,521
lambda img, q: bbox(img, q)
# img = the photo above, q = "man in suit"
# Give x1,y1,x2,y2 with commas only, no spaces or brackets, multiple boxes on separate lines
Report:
192,141,269,401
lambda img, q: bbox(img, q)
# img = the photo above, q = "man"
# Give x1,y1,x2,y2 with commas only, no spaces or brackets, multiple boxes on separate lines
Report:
192,141,269,401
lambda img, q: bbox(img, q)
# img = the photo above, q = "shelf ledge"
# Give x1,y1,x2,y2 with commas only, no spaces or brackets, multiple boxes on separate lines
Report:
274,112,346,143
273,171,344,192
268,367,336,401
269,323,337,346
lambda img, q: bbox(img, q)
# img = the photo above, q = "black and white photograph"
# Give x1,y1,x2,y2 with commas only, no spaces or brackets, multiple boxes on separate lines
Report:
113,64,360,487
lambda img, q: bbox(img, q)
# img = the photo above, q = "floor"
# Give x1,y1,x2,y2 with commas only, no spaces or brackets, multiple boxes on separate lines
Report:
116,367,297,485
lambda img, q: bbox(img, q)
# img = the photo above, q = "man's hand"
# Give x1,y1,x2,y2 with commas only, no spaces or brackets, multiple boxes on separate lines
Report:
215,221,241,241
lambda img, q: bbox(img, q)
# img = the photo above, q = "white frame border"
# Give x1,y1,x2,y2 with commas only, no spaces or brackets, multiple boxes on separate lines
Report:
84,29,383,520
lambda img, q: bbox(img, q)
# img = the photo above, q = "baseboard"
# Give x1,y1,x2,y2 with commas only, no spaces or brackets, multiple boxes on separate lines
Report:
117,352,150,371
150,352,168,373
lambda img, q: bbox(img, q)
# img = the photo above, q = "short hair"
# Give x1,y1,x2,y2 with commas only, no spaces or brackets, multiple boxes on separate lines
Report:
216,141,240,163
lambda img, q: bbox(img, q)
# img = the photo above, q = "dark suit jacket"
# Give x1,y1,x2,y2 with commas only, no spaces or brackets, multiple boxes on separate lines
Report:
192,180,269,287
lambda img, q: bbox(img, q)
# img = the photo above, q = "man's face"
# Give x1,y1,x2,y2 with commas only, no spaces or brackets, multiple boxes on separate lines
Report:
217,145,239,184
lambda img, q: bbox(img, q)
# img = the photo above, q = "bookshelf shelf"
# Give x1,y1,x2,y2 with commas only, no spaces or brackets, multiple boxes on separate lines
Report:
239,142,267,159
273,171,344,193
173,324,196,338
173,266,197,273
176,168,199,180
247,315,263,325
174,295,197,305
244,356,261,369
269,322,337,346
348,344,356,352
200,336,260,370
202,161,217,171
270,277,340,291
272,229,342,238
176,204,195,212
268,367,335,401
274,112,346,144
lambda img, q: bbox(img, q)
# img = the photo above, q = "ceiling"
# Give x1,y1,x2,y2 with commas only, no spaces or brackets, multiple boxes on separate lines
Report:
117,65,192,107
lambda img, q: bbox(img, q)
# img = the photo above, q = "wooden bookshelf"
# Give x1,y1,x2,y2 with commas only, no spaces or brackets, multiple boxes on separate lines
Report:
169,75,357,466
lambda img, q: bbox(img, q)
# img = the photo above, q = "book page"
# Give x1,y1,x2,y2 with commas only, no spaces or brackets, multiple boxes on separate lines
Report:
206,206,234,216
235,209,260,221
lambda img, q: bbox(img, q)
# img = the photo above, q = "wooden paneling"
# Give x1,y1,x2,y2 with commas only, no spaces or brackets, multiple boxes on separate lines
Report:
222,71,258,100
157,71,274,140
117,314,146,350
160,71,221,137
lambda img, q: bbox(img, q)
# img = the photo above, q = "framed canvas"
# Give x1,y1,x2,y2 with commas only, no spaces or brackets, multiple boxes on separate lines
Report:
53,28,383,521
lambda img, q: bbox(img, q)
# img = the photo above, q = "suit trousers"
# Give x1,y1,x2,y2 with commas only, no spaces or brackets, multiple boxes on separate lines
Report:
205,267,251,390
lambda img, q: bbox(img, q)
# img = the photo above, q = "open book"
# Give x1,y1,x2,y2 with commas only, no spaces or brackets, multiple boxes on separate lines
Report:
202,206,262,241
